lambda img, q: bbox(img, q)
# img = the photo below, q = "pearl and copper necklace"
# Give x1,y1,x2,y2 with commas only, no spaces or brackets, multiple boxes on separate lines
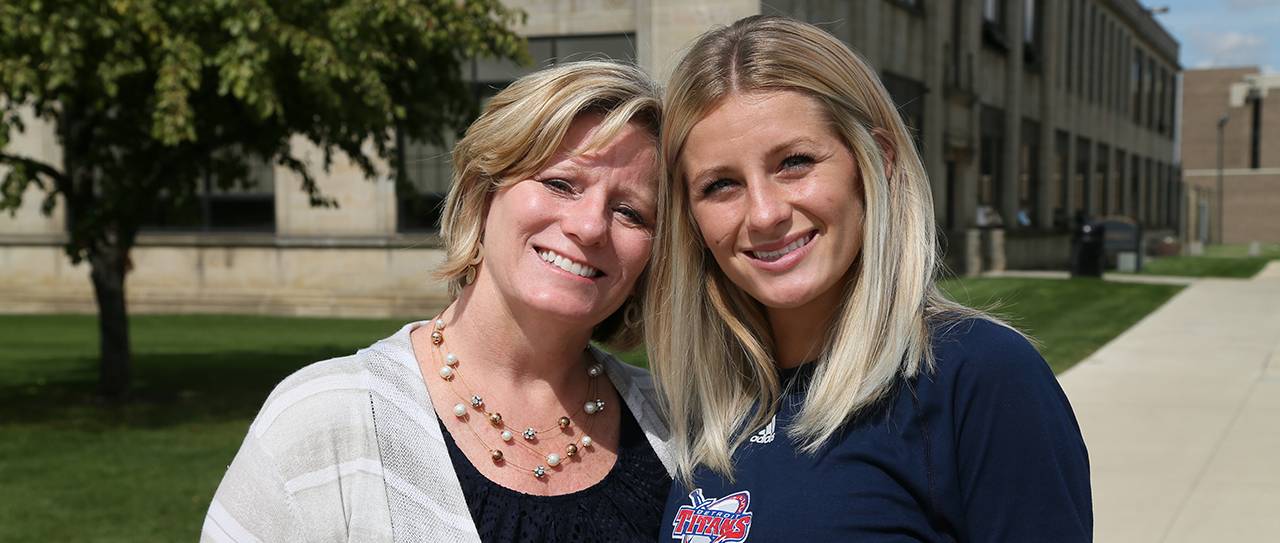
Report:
429,317,605,479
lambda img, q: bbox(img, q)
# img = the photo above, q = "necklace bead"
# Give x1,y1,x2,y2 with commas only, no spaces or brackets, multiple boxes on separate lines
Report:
565,443,578,457
470,395,483,408
430,330,443,345
581,435,593,448
445,353,459,366
558,416,571,429
584,401,598,415
452,403,466,417
587,364,603,377
490,449,503,462
439,366,454,380
523,427,537,441
533,466,546,478
500,430,513,442
546,453,562,467
488,413,503,426
434,318,446,330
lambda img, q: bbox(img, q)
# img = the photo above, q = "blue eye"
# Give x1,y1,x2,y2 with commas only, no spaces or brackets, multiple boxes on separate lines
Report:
541,178,573,193
615,206,648,227
701,178,736,196
780,154,815,170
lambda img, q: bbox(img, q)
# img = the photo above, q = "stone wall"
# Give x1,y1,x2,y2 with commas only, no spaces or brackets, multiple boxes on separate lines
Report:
0,241,450,318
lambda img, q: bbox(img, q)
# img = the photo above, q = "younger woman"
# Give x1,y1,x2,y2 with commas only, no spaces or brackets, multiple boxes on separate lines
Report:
647,16,1091,541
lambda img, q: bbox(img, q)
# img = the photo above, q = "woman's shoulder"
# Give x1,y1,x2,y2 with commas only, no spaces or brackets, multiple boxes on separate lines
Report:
927,316,1052,387
248,353,378,448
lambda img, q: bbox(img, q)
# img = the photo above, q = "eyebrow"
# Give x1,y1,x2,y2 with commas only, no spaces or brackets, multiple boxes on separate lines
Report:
686,136,824,185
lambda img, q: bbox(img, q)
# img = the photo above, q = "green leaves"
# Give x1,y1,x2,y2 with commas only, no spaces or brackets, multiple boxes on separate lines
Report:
1,0,526,257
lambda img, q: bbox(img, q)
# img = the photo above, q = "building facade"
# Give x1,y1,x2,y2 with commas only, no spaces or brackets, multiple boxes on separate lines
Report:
1181,67,1280,245
0,0,1183,318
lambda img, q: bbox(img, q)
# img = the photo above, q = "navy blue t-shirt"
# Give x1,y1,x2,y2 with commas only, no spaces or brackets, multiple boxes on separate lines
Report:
661,318,1092,542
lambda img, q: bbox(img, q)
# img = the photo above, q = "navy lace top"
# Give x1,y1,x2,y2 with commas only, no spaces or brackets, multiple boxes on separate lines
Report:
439,403,671,542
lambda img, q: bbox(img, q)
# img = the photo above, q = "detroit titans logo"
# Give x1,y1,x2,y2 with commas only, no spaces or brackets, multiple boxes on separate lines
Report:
670,489,753,542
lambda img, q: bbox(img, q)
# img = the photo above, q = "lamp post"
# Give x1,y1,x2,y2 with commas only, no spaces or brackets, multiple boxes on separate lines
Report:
1216,114,1228,245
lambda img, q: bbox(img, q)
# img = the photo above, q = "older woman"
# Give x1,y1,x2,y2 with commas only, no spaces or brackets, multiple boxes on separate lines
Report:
202,61,673,542
647,16,1092,541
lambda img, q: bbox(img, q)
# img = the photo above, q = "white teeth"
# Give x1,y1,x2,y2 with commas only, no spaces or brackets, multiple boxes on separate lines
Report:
751,233,813,262
539,250,600,278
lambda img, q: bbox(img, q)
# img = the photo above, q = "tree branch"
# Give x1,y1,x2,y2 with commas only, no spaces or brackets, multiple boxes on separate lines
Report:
0,152,68,188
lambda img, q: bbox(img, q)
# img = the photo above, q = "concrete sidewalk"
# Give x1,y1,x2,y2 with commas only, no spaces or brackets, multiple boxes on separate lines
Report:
1057,268,1280,542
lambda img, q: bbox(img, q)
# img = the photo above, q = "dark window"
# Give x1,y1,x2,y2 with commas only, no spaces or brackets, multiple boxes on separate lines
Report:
397,34,637,233
891,0,923,14
1075,136,1091,223
979,106,1005,215
1084,5,1095,102
1066,0,1076,92
1023,0,1040,65
1136,153,1146,217
1116,149,1127,215
142,156,275,232
1095,143,1109,216
983,0,1008,49
1054,130,1071,230
1152,56,1162,130
1095,11,1105,104
882,72,927,154
1156,67,1167,134
1155,162,1166,226
1251,91,1263,168
1018,118,1040,229
1132,49,1143,124
1152,158,1162,224
1099,16,1109,108
1169,71,1179,140
984,0,1004,25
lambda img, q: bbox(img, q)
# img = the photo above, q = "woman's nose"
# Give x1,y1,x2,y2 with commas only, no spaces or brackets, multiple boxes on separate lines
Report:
745,180,790,234
561,192,609,246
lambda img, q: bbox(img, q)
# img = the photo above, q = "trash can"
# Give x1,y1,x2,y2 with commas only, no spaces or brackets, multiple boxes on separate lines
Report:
1070,222,1105,277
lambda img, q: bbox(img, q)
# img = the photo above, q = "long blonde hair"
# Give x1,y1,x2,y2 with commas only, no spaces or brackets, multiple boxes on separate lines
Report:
646,15,989,483
435,60,661,348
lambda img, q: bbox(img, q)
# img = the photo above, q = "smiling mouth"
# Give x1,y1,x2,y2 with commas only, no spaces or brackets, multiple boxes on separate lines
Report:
537,248,603,279
747,231,816,262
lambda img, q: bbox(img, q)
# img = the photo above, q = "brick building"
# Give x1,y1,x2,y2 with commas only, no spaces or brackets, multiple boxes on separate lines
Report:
1181,67,1280,245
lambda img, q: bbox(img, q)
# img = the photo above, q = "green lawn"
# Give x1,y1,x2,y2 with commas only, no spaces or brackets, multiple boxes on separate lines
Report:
939,277,1183,373
1138,255,1274,278
0,279,1182,540
0,314,406,543
1203,242,1280,258
1121,242,1280,279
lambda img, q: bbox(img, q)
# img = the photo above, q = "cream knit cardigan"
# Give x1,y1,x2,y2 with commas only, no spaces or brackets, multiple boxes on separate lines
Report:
201,321,674,542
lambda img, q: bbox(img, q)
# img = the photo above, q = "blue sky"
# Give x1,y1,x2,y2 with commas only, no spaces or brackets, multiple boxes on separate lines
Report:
1147,0,1280,73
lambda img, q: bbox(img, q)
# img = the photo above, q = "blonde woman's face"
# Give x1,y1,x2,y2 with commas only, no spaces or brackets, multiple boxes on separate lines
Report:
478,115,657,327
681,91,864,313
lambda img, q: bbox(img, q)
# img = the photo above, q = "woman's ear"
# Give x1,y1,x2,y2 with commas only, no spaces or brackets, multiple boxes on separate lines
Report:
870,128,897,180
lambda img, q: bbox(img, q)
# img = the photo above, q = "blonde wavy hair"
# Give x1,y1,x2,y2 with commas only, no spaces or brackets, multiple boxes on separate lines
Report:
646,15,991,482
435,60,661,348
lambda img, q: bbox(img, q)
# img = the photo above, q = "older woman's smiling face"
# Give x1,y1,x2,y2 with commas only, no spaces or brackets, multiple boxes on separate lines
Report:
476,114,658,327
681,91,865,315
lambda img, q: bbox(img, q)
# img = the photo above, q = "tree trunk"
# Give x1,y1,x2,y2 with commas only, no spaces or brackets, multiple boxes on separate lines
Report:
89,241,131,401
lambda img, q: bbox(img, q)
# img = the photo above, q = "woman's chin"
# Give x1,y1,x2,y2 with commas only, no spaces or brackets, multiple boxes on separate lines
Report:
519,294,616,327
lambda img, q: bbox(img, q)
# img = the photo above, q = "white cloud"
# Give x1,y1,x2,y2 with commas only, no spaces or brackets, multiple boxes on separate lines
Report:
1187,29,1268,68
